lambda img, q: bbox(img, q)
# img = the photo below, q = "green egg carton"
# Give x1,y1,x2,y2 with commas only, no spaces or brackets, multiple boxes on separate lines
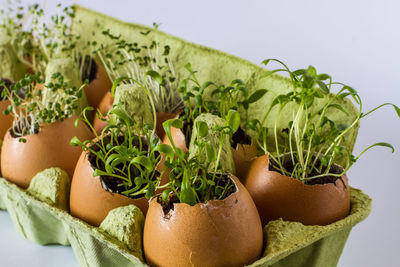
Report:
0,169,371,267
0,5,372,267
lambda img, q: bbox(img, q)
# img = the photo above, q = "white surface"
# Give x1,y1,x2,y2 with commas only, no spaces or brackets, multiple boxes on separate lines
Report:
0,0,399,266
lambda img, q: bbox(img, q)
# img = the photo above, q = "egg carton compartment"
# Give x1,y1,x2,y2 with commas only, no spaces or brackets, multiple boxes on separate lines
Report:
0,167,371,267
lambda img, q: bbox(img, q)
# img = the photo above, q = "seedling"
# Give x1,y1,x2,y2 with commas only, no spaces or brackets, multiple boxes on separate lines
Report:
0,2,94,82
1,72,84,142
249,59,399,182
71,77,165,199
158,111,240,206
96,27,183,113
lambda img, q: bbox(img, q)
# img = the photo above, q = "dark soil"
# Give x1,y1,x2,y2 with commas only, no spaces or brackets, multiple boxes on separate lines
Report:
231,126,252,149
80,56,98,84
269,153,345,186
88,135,159,199
157,173,237,217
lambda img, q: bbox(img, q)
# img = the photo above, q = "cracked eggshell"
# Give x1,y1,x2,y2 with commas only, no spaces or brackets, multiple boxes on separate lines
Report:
244,154,351,226
143,175,263,267
70,149,169,227
0,100,13,139
84,61,112,109
93,91,113,134
155,111,179,140
231,143,258,183
0,115,93,189
161,124,188,153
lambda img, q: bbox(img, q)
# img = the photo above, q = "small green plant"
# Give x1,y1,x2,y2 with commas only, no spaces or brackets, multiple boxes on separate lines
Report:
1,2,94,82
71,105,166,199
71,77,165,199
1,72,84,142
96,26,183,113
249,58,400,182
177,63,267,144
157,112,240,206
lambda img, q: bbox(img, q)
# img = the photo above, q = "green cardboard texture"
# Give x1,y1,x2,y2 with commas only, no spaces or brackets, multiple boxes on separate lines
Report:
0,171,371,267
71,5,359,166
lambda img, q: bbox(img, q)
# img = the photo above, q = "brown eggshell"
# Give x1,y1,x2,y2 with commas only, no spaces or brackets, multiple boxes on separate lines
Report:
155,111,179,140
0,100,13,139
84,61,112,109
161,125,188,153
244,154,351,226
70,149,170,227
231,143,258,182
93,91,113,134
0,115,93,189
143,175,263,267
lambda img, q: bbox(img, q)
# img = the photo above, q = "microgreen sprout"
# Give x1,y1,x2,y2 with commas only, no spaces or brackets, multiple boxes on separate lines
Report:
177,63,266,145
157,112,240,206
71,76,166,199
1,72,84,142
71,104,166,199
1,2,93,82
97,27,183,113
249,58,399,182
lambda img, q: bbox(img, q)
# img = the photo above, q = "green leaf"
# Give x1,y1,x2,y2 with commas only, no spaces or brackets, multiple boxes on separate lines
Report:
163,118,183,130
389,103,400,118
131,156,153,171
93,169,109,177
154,144,174,159
261,59,272,66
105,154,120,173
196,121,208,137
70,136,81,147
205,143,216,162
180,183,197,206
199,81,215,93
293,69,307,76
226,109,241,133
145,70,163,84
307,65,317,77
316,79,329,94
161,189,171,202
304,95,314,108
184,63,193,73
327,104,349,116
368,142,395,153
145,182,156,199
109,108,135,126
248,89,268,104
317,74,331,81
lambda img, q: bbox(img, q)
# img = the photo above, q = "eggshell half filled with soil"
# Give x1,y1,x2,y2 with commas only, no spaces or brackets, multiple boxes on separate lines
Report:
244,154,351,226
70,149,169,227
143,175,263,267
1,115,93,188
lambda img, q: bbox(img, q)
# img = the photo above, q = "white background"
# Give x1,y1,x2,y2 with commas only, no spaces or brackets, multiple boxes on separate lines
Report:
0,0,399,266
